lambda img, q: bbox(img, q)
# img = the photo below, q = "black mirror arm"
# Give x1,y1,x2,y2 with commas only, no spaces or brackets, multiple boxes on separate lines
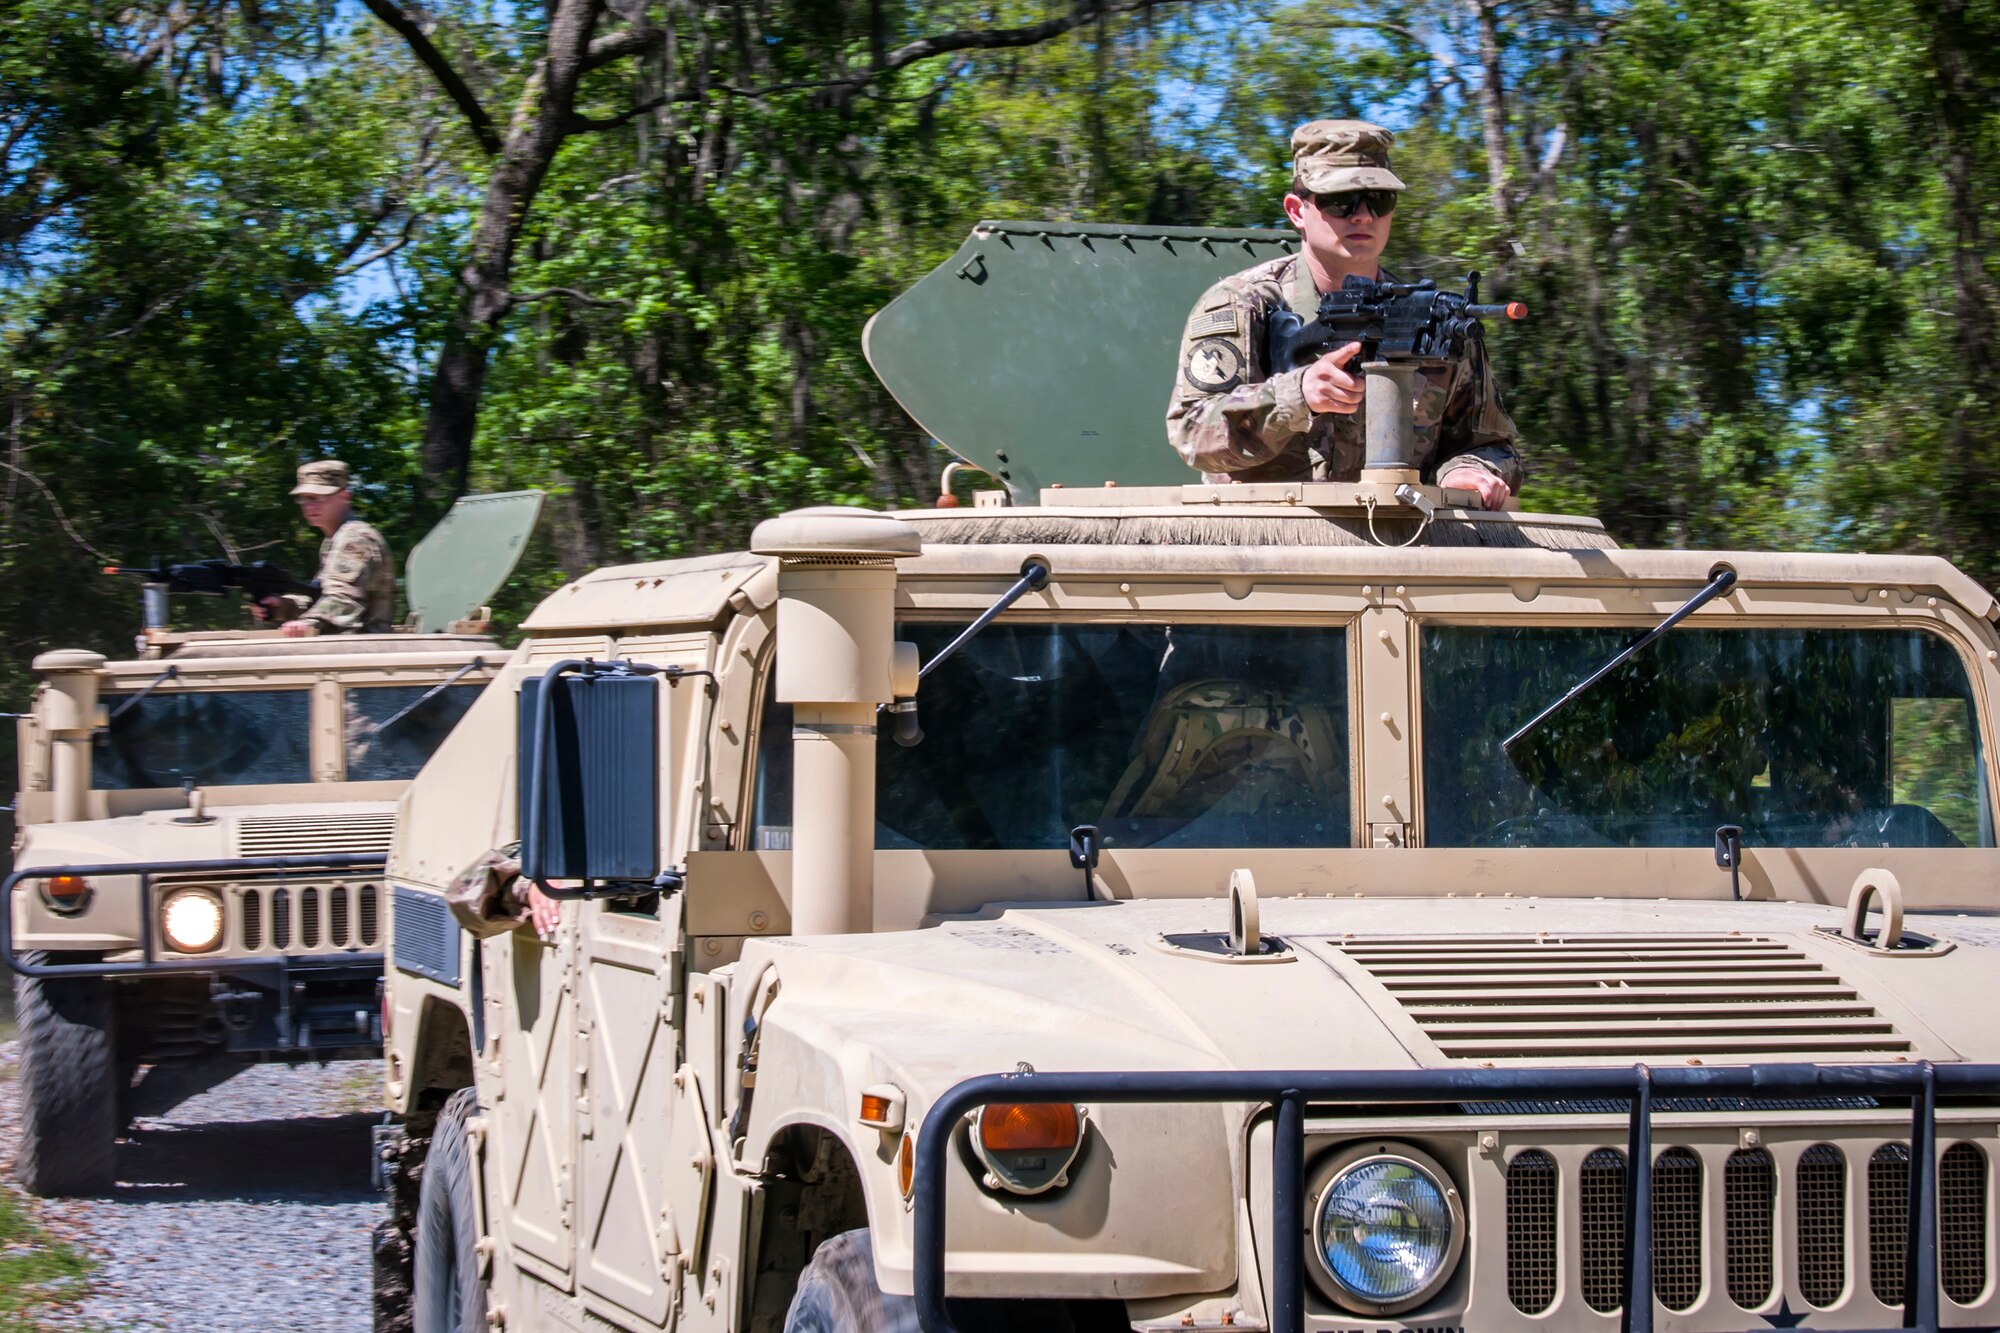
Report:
1503,565,1738,754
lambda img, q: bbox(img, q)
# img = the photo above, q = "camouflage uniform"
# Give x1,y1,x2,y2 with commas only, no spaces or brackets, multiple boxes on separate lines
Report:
283,459,396,632
296,518,395,632
1166,252,1523,488
1166,117,1523,489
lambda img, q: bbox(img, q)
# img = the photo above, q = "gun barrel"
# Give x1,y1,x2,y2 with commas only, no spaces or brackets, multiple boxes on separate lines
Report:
1467,301,1528,321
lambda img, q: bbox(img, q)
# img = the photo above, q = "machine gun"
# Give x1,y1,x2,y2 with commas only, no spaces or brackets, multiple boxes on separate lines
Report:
105,559,319,630
1266,270,1526,373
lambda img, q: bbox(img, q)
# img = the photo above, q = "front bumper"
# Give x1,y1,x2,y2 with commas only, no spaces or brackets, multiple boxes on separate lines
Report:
911,1062,2000,1333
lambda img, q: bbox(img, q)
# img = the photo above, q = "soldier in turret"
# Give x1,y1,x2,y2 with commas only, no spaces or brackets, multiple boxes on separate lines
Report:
1166,119,1522,508
251,460,396,635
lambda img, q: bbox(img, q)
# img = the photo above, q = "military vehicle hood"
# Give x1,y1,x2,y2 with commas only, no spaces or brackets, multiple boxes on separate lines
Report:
745,896,1999,1100
14,800,397,868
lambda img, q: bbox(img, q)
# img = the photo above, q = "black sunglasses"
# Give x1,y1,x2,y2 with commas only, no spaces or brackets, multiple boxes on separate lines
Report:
1310,189,1398,218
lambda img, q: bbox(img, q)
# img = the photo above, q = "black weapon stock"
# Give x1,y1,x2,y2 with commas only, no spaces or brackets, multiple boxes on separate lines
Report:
104,559,318,605
1266,270,1527,373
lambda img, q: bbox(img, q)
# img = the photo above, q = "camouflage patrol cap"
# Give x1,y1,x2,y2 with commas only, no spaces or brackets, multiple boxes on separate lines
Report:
1291,119,1407,194
290,459,351,497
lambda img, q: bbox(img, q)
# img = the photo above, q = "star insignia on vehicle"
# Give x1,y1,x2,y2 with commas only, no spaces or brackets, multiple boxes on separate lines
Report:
1761,1295,1808,1328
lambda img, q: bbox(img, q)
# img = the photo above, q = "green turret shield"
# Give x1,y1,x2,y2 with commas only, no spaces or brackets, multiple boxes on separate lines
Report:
864,220,1293,499
405,491,545,630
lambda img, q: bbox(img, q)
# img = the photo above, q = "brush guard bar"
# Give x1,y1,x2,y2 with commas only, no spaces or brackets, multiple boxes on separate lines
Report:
2,854,388,978
912,1061,2000,1333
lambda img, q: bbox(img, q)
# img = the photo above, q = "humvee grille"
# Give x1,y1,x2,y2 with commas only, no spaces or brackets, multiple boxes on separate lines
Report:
1577,1148,1626,1312
1724,1147,1776,1308
1870,1143,1913,1303
1504,1150,1557,1313
1507,1136,1989,1317
236,812,394,858
1338,934,1913,1061
232,882,380,954
1941,1143,1989,1305
1653,1146,1703,1311
1796,1144,1846,1306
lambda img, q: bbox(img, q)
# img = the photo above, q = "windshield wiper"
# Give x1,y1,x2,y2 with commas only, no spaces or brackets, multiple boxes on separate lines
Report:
372,657,486,737
887,557,1051,746
1502,565,1737,754
108,664,180,722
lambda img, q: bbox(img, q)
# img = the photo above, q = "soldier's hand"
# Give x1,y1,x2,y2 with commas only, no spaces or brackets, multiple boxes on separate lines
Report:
279,619,318,638
1301,342,1365,415
249,596,282,623
525,880,563,940
1438,465,1511,511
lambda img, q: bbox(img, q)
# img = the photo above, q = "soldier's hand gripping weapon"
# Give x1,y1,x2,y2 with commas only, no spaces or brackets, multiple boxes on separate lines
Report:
1266,270,1527,372
104,559,319,605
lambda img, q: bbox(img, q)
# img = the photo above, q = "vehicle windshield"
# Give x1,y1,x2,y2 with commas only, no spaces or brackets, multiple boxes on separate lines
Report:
93,689,312,789
344,683,484,781
755,622,1351,850
1423,625,1993,848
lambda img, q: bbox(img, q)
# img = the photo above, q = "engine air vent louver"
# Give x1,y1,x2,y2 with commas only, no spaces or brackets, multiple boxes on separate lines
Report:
235,812,394,858
1338,935,1914,1062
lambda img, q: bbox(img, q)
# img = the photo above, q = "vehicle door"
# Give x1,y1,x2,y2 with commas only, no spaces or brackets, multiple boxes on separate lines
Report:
575,634,713,1324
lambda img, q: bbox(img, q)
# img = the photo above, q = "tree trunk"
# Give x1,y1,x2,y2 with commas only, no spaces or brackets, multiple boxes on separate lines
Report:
1928,0,2000,583
417,0,606,506
1469,0,1513,238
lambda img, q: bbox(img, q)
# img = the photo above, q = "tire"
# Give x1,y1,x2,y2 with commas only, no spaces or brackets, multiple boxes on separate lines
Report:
784,1229,1125,1333
412,1087,485,1333
784,1229,917,1333
13,952,117,1197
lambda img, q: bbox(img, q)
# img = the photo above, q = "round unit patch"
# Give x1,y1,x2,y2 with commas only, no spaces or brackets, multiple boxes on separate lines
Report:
1183,337,1246,393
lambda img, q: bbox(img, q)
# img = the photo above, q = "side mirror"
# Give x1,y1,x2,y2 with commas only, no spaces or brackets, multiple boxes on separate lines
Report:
517,661,662,895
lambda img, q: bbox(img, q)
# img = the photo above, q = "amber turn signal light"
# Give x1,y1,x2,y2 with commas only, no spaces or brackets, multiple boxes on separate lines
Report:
977,1102,1080,1154
898,1132,915,1199
41,875,91,914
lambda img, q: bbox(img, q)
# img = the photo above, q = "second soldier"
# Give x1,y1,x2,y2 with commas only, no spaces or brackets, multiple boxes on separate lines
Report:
255,460,396,635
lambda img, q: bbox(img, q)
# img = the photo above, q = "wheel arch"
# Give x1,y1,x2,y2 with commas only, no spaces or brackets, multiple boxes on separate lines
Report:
406,991,476,1103
742,1117,880,1329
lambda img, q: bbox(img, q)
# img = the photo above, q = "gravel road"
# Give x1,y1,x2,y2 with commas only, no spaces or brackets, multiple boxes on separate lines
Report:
0,1041,383,1332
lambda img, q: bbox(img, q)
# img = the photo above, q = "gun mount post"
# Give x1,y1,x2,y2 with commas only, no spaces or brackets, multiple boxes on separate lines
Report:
142,583,170,632
1360,360,1423,486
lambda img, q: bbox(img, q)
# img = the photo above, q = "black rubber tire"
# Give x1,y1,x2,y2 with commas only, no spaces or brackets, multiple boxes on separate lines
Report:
13,952,117,1197
412,1087,486,1333
786,1229,1124,1333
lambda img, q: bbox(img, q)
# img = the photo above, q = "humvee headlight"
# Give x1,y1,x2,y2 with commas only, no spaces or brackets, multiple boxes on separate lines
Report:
968,1102,1084,1196
160,888,225,954
40,874,92,915
1307,1144,1464,1316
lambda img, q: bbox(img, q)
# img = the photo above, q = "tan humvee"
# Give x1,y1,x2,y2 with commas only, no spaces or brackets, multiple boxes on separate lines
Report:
6,492,540,1196
376,225,2000,1333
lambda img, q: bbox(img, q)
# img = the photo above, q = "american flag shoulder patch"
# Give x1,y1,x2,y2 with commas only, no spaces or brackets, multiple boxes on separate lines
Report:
1189,306,1239,337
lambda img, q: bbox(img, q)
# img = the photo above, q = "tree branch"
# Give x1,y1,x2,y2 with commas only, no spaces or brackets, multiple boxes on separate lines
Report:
0,460,114,564
878,0,1201,73
509,287,633,309
360,0,502,156
568,95,667,134
580,25,663,73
